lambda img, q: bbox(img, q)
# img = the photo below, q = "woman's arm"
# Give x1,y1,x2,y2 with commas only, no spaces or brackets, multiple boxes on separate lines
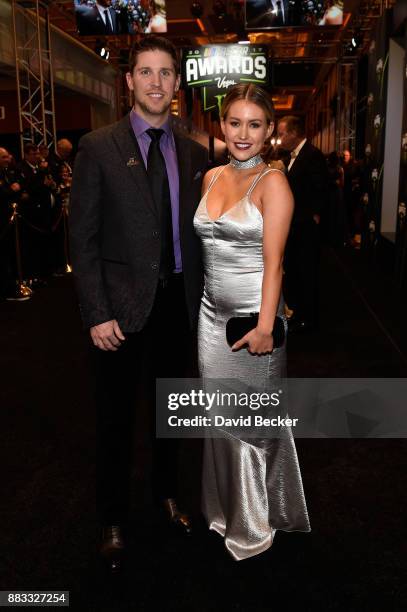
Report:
232,171,294,354
258,171,294,333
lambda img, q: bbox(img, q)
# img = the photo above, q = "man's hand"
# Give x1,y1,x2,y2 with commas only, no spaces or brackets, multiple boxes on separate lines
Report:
313,213,320,225
90,319,125,351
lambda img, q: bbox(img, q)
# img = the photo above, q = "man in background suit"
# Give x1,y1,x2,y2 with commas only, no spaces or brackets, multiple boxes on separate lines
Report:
18,144,56,283
48,139,73,183
0,147,23,300
76,0,120,35
277,115,329,332
246,0,292,28
70,36,207,572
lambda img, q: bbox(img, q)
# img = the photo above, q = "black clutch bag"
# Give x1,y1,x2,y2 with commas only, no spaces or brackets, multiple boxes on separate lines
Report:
226,313,285,348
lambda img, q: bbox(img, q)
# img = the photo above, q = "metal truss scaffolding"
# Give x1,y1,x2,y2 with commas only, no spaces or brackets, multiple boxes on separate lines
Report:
11,0,57,156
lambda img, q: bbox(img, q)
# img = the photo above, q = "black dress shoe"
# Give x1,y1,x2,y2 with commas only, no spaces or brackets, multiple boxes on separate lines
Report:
100,525,125,572
162,498,193,536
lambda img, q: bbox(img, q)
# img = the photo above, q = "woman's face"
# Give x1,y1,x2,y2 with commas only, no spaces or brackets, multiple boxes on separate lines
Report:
221,99,273,161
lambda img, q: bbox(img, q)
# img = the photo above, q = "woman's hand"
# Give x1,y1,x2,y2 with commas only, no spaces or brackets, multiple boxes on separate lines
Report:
231,327,274,355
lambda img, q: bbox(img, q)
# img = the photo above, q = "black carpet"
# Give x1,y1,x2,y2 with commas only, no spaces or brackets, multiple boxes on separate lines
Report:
1,246,406,611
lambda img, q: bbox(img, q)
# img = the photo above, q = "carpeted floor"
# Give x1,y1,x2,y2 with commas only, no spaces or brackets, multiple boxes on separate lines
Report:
0,246,406,611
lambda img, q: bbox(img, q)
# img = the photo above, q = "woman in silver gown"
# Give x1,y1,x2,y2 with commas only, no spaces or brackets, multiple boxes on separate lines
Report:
193,84,310,561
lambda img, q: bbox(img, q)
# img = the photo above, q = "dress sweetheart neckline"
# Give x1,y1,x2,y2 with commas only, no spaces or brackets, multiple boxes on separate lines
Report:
201,191,263,224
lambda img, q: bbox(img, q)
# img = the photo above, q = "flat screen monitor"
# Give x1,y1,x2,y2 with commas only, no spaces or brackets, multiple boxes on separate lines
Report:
245,0,344,30
74,0,167,36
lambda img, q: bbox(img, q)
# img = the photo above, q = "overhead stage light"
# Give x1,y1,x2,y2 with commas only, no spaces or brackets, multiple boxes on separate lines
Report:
190,1,203,18
95,40,110,61
346,29,363,54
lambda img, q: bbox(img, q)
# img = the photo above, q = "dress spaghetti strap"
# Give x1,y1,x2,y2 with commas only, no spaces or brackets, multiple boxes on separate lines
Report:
247,167,285,198
204,165,227,196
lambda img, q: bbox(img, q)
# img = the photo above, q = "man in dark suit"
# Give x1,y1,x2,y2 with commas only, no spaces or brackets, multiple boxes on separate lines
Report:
246,0,292,28
69,36,208,571
76,0,120,35
17,144,56,283
0,147,24,300
277,116,329,331
48,139,73,183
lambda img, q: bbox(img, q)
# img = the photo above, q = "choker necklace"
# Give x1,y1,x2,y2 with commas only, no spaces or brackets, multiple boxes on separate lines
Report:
229,153,263,170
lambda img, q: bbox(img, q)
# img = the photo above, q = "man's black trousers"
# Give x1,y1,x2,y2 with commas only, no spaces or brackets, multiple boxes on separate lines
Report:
95,273,192,525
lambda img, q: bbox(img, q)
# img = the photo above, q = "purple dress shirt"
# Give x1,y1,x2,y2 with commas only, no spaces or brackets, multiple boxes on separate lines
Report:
130,109,182,273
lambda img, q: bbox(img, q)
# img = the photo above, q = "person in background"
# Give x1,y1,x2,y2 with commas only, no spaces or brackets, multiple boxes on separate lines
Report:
18,144,56,284
38,143,50,171
325,151,345,247
277,115,329,332
49,139,73,182
145,0,167,33
0,147,27,300
342,149,361,248
75,0,121,35
318,0,344,25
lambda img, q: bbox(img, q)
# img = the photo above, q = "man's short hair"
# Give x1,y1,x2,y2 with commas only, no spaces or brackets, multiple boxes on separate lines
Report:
280,115,305,137
128,35,179,75
24,143,38,156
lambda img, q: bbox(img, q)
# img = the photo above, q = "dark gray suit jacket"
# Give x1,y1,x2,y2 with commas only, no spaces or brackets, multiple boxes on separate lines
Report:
76,6,120,35
69,114,208,332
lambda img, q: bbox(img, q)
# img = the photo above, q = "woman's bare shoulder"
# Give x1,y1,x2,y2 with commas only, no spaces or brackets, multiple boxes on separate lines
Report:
203,165,226,186
262,165,288,187
260,166,293,211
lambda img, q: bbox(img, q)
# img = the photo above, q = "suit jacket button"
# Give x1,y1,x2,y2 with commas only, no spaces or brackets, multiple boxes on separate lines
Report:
151,262,158,270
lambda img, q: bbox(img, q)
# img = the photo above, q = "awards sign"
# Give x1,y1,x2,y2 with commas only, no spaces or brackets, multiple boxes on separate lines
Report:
182,45,269,115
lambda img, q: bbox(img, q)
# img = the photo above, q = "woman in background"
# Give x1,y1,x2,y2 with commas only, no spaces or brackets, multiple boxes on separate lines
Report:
145,0,166,33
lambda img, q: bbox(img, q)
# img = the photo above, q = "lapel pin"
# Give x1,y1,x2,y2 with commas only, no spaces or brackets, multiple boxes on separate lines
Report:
127,157,139,167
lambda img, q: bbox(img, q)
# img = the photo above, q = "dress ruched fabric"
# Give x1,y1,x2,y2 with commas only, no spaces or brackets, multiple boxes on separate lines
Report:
193,166,310,561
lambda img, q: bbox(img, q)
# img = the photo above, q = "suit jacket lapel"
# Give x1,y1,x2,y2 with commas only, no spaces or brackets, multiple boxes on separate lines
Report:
111,115,158,219
110,7,115,29
174,132,191,232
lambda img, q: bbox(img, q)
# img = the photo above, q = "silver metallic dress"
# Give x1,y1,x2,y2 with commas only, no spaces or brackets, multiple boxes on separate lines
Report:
193,166,310,561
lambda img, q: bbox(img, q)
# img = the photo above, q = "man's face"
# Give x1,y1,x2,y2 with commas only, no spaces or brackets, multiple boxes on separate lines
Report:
126,50,180,126
277,121,299,152
57,141,73,160
97,0,111,7
25,148,38,165
39,146,49,159
0,148,10,169
343,150,351,163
